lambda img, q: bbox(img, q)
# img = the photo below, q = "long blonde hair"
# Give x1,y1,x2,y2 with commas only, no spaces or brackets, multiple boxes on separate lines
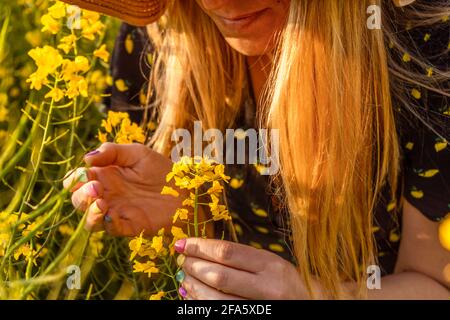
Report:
145,0,449,298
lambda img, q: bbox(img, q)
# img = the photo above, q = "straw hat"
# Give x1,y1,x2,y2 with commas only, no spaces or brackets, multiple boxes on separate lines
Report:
61,0,415,27
61,0,168,26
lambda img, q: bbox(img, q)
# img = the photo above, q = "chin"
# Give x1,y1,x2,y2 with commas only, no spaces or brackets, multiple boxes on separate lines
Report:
224,37,275,56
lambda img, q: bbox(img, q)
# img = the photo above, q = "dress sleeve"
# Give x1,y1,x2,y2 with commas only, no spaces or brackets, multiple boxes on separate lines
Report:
394,17,450,222
104,22,155,125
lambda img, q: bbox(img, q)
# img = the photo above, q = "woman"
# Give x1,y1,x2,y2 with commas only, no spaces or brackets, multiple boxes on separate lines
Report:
63,0,450,299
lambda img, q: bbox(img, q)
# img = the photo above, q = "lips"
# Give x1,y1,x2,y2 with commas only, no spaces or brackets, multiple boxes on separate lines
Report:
221,9,267,21
215,8,269,33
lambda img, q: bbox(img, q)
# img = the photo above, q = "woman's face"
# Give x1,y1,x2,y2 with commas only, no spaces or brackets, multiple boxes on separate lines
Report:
196,0,290,56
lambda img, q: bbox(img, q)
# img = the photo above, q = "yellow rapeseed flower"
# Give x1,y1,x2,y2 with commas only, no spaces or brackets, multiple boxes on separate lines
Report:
45,87,65,102
171,226,188,240
81,20,105,41
89,232,104,257
83,10,100,24
132,260,159,277
14,244,37,261
107,111,128,126
66,77,88,98
116,118,146,144
129,231,148,261
22,218,44,238
209,194,231,221
27,46,63,87
149,291,165,300
207,180,223,194
41,14,60,34
161,186,179,198
48,2,67,19
98,130,107,143
27,71,48,90
439,215,450,251
172,208,189,224
74,56,90,73
94,44,110,62
98,112,146,144
0,105,8,122
214,164,230,182
150,235,166,257
58,224,74,236
181,192,196,208
57,34,77,54
169,226,188,255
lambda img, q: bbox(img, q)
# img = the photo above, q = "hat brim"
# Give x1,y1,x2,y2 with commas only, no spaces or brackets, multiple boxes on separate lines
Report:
62,0,167,26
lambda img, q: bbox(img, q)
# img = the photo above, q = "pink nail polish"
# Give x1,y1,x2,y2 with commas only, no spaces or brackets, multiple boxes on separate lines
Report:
88,184,98,198
85,150,100,157
174,239,186,253
178,286,187,298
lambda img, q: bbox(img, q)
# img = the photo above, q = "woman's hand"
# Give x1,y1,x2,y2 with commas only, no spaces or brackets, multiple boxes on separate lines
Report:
174,238,306,300
63,142,182,237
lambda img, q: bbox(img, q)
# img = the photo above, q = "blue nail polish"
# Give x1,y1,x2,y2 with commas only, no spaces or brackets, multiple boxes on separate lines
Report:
175,270,185,283
78,169,89,183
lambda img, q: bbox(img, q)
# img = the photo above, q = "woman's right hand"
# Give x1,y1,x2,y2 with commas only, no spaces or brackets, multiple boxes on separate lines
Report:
63,142,183,237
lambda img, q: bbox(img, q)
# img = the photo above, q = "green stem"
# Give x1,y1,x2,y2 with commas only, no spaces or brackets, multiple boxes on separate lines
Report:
0,108,41,181
3,81,58,279
0,103,31,170
193,188,199,237
19,210,88,299
162,257,179,298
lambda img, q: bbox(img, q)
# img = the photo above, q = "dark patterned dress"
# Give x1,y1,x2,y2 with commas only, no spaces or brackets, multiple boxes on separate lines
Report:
104,11,449,276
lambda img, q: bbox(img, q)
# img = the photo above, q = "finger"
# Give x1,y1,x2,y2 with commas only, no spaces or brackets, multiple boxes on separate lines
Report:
182,257,260,299
85,199,108,232
83,142,150,167
63,167,95,192
180,238,267,273
71,181,103,211
181,274,243,300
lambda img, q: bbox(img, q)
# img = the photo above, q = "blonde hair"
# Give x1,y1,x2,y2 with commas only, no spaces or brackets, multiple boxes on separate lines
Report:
144,0,449,298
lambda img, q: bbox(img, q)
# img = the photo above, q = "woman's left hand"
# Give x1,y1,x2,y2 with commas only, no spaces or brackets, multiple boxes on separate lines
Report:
175,238,306,300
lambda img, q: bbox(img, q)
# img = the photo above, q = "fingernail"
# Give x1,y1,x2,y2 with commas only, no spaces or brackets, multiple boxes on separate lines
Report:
175,270,185,283
174,239,186,253
176,254,185,267
178,286,187,298
91,201,103,214
88,184,98,198
79,169,89,183
104,214,112,223
85,150,100,157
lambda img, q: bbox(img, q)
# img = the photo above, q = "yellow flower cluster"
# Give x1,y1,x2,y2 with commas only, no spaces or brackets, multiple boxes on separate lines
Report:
98,111,146,144
26,1,109,102
0,212,17,257
165,156,231,222
128,157,232,299
0,212,47,265
129,226,187,281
